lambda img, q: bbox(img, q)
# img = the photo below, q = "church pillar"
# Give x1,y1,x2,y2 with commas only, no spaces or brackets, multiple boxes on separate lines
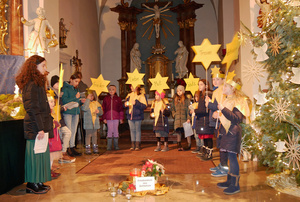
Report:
119,22,128,79
9,0,23,55
187,18,196,75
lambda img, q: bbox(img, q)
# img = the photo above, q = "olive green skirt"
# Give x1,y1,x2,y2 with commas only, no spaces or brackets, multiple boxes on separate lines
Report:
24,139,51,183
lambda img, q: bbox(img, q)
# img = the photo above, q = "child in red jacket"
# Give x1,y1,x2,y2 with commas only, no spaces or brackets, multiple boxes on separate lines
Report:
102,85,124,150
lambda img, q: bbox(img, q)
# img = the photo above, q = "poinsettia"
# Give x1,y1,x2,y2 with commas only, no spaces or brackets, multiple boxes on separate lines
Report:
141,159,165,177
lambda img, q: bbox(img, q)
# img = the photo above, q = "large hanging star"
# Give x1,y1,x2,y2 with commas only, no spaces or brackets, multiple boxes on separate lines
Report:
126,68,145,89
89,74,110,96
226,70,236,81
192,38,221,70
148,72,169,94
222,33,241,71
184,73,199,96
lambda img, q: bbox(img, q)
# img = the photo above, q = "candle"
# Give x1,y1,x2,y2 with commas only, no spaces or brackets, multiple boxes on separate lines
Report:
130,168,141,185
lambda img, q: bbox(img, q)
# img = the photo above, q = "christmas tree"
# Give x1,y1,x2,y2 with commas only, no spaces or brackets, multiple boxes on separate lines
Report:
241,0,300,185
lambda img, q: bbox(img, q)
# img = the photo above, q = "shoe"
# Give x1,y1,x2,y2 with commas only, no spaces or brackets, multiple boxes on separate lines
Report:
197,146,206,157
67,148,76,157
201,148,213,161
209,164,221,172
71,147,82,156
135,141,141,151
177,142,183,151
183,144,191,151
26,182,48,194
130,141,135,151
211,168,228,177
191,146,200,154
161,143,169,152
93,144,99,154
154,142,161,152
85,145,92,155
37,182,51,190
59,153,76,163
51,170,61,179
107,138,112,151
113,138,119,150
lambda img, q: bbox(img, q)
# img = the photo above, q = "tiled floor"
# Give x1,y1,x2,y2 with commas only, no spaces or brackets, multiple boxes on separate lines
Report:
0,135,298,202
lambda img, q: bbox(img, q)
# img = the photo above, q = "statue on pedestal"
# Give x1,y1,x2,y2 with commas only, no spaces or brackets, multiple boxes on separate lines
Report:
130,43,142,72
59,18,70,48
21,7,58,56
174,41,188,79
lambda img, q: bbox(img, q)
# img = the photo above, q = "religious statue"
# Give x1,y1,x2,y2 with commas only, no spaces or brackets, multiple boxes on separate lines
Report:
72,50,83,72
255,0,271,28
142,1,171,39
21,7,58,56
59,18,70,48
174,41,188,79
130,43,142,72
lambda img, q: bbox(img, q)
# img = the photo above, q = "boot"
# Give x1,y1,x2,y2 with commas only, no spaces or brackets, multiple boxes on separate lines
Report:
154,141,161,152
161,142,169,152
85,145,91,154
201,148,213,161
67,148,76,157
135,141,141,151
107,138,112,151
196,146,206,158
217,174,231,189
93,144,99,154
113,138,119,150
130,141,136,151
177,142,183,151
26,182,48,194
223,174,240,195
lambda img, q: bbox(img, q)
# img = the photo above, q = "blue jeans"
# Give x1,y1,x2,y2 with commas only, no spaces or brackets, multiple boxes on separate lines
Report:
63,114,79,148
193,129,204,147
128,120,142,142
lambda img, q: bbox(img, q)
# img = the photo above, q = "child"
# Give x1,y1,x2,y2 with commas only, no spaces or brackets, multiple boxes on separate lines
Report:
50,75,75,163
193,79,214,160
125,85,147,151
171,85,191,151
150,91,171,152
189,91,204,154
207,70,229,177
81,89,103,154
102,85,124,151
61,72,86,157
47,94,62,179
206,78,250,195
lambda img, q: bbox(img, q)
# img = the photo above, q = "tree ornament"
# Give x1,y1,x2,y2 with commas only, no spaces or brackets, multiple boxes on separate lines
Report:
275,139,288,152
253,92,268,105
294,16,300,28
271,81,280,91
290,67,300,84
242,60,266,83
238,31,248,46
290,0,300,6
254,43,269,62
284,132,300,171
270,99,291,122
269,34,282,56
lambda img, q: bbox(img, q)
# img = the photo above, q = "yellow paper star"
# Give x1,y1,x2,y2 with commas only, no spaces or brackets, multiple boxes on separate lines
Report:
126,68,145,89
184,73,199,96
211,66,221,76
192,38,221,70
90,74,110,96
149,72,169,94
226,70,236,81
222,33,241,71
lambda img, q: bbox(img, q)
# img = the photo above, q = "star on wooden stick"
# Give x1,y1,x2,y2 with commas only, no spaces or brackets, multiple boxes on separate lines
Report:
184,73,199,96
89,74,110,96
126,68,145,89
192,38,221,70
222,33,241,71
149,72,169,94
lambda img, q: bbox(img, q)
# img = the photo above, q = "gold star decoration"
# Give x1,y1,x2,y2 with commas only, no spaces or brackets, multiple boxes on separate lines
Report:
184,73,199,96
226,70,236,81
284,132,300,171
192,38,221,70
126,68,145,89
222,33,241,71
270,98,291,122
148,72,169,94
89,74,110,96
211,66,221,76
269,34,282,56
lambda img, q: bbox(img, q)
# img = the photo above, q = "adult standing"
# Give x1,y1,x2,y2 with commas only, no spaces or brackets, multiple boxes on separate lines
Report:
15,55,53,194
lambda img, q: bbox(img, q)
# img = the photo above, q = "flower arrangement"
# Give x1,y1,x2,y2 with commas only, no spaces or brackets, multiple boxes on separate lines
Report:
141,159,165,179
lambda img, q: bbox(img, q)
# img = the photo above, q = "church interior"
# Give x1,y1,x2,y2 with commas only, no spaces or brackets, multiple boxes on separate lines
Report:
1,0,300,201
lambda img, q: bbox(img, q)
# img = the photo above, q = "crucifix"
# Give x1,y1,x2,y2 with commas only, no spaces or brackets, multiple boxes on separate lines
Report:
72,50,83,72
